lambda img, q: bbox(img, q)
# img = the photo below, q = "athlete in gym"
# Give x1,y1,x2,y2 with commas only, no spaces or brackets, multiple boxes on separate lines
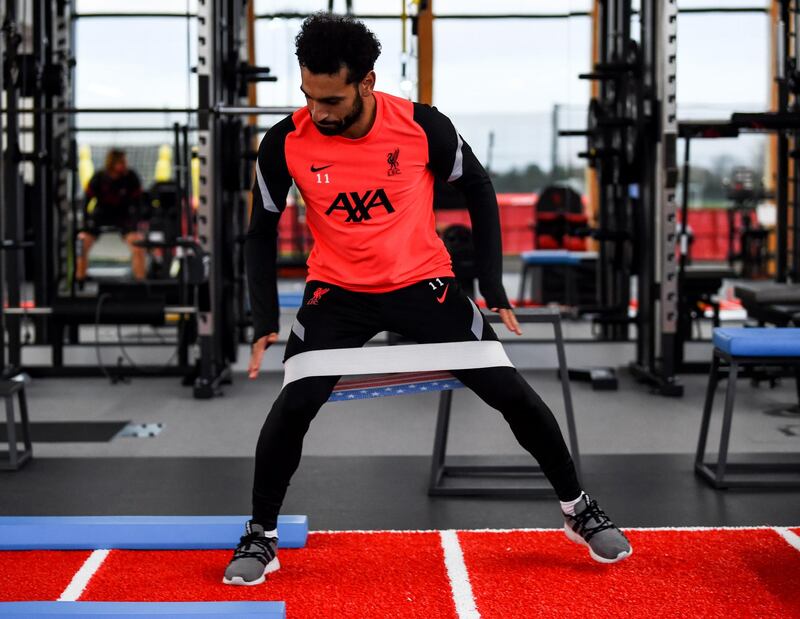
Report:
76,149,146,286
225,12,631,586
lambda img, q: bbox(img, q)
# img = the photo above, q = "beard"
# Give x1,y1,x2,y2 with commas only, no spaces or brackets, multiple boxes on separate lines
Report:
314,92,364,136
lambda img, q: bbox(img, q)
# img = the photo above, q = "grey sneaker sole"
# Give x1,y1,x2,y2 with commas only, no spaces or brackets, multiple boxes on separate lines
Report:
222,556,281,586
563,524,632,564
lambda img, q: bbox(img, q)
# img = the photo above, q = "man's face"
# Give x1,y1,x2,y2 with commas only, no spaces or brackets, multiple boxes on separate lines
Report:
111,158,128,178
300,66,367,136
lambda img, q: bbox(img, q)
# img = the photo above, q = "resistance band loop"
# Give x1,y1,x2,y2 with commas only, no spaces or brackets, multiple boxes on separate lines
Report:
282,341,513,387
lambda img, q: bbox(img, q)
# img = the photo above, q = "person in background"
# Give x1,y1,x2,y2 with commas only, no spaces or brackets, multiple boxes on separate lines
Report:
76,148,146,287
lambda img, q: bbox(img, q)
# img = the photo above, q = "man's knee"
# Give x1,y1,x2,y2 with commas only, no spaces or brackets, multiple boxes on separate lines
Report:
76,232,96,257
125,232,144,249
268,377,337,425
458,366,534,409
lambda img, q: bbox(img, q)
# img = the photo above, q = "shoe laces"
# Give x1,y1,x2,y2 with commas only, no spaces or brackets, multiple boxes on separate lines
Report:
232,532,276,567
568,497,616,543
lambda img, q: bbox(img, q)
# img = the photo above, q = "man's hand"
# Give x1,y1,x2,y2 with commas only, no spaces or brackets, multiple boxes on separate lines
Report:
248,332,279,379
491,307,522,336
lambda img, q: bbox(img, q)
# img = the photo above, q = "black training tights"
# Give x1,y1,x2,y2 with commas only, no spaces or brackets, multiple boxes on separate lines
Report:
252,366,582,529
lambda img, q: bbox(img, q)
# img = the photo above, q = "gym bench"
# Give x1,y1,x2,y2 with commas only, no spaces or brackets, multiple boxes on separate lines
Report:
328,308,582,497
695,327,800,489
517,249,597,308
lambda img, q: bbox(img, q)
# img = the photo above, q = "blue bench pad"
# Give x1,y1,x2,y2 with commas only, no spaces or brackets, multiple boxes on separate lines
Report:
713,327,800,357
521,250,597,265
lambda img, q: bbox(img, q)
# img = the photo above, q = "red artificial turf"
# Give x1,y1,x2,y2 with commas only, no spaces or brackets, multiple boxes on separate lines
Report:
80,532,457,618
4,528,800,617
0,550,92,601
458,529,800,618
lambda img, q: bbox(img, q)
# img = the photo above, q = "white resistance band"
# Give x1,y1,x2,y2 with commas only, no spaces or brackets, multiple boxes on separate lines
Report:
282,341,513,387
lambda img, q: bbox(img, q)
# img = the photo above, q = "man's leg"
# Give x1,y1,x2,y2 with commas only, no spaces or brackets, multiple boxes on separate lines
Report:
450,365,582,501
251,374,340,530
382,277,580,500
124,232,147,280
382,277,630,563
224,282,382,585
250,283,381,528
75,231,96,282
227,375,341,586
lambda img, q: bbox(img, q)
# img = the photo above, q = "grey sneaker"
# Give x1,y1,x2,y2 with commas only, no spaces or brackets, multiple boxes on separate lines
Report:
222,520,280,586
563,494,632,564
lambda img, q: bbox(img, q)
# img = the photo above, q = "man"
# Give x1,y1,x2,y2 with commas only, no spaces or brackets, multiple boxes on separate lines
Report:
225,13,631,586
76,148,146,286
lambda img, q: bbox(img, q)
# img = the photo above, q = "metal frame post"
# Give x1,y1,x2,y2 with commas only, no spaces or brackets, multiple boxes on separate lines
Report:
3,0,25,371
195,0,219,398
656,0,680,383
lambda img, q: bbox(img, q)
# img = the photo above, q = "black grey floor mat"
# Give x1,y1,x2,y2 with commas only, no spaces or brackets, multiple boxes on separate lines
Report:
0,421,129,443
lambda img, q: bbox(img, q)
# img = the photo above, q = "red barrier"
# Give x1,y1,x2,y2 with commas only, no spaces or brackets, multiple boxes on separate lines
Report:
274,193,739,260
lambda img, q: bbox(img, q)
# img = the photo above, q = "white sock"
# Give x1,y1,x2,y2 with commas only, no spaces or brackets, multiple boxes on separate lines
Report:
560,492,585,516
263,528,278,538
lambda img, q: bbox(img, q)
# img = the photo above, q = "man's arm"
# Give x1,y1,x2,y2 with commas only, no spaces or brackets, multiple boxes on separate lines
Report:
84,173,99,217
413,103,510,309
245,115,295,343
128,171,144,218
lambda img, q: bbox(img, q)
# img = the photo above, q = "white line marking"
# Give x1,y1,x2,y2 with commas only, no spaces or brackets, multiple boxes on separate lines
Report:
774,527,800,552
440,530,480,619
58,549,110,601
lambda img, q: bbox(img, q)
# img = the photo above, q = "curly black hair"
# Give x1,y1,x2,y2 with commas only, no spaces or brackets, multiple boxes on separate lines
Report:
295,12,382,84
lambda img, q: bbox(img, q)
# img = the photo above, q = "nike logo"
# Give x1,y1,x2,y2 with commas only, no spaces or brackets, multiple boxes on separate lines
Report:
436,285,449,304
311,164,334,172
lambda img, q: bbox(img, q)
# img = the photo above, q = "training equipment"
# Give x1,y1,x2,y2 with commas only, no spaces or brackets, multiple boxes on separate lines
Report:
283,341,513,387
296,308,582,496
734,281,800,327
0,602,285,618
0,515,308,550
562,494,632,563
0,379,31,470
517,249,597,308
696,327,800,488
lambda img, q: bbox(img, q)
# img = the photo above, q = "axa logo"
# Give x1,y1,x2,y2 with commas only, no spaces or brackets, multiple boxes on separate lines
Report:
325,189,395,223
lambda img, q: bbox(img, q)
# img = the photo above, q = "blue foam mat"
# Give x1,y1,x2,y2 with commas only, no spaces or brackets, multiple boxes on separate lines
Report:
0,515,307,550
0,602,285,617
713,327,800,357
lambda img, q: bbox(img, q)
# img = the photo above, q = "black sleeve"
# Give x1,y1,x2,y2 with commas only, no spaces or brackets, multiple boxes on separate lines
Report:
129,170,142,194
413,103,510,309
85,173,99,200
128,171,143,211
245,115,294,342
84,173,100,214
